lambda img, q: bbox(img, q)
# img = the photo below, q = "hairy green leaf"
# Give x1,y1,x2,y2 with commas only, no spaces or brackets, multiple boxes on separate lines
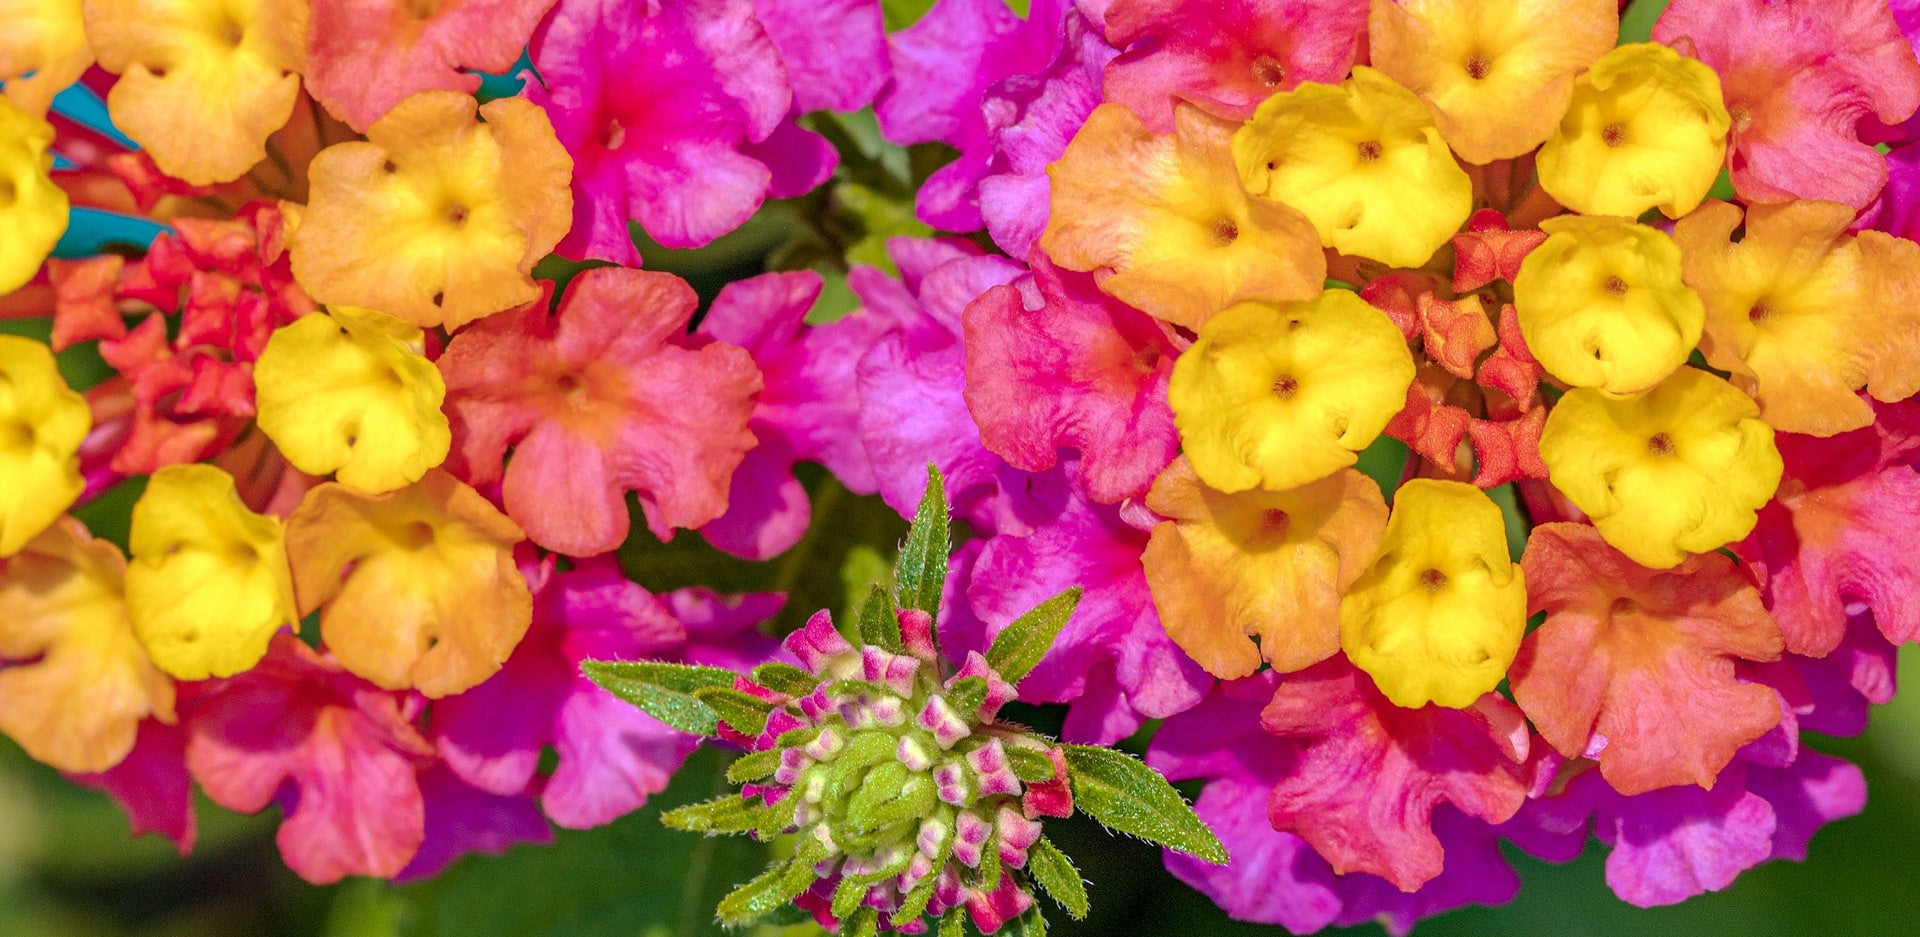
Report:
986,587,1083,685
659,795,763,835
858,582,902,651
832,875,868,920
1062,744,1227,864
691,686,772,737
726,749,781,785
944,675,987,715
894,464,949,618
844,907,881,937
717,863,811,927
751,662,820,698
1026,837,1089,920
1005,747,1058,783
939,910,966,937
580,660,732,736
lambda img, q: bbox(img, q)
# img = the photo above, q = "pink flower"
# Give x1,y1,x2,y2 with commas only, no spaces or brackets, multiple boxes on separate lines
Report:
692,271,887,560
877,0,1071,232
1654,0,1920,212
395,764,554,881
962,250,1178,505
185,635,435,884
964,477,1210,743
750,0,889,113
307,0,559,132
68,718,197,855
439,267,761,557
1099,0,1367,131
434,557,782,829
525,0,833,262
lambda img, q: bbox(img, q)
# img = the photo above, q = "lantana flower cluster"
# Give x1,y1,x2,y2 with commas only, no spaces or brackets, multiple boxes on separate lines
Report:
3,0,1920,933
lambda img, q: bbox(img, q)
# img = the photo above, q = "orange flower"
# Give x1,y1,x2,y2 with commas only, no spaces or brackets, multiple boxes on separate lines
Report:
287,91,573,330
1143,457,1387,678
1041,102,1325,330
284,469,531,698
0,0,93,116
0,518,175,773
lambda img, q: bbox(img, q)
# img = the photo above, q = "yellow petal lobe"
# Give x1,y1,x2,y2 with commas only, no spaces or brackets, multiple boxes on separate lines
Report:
126,463,298,680
1369,0,1617,164
1144,458,1388,678
84,0,309,186
1041,102,1326,330
1513,215,1705,395
0,518,175,773
0,0,94,116
254,305,451,495
1537,42,1731,219
1169,290,1416,494
1539,367,1782,569
1234,66,1473,268
288,91,573,330
285,470,531,698
1339,479,1527,709
0,334,89,557
0,97,69,295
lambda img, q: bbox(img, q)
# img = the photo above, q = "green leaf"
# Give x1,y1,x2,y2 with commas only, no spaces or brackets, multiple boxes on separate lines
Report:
944,675,987,715
939,910,967,937
717,862,812,927
1025,837,1088,920
691,686,773,737
1005,747,1058,783
659,795,764,835
978,832,1004,893
832,875,868,920
858,582,902,651
751,662,819,698
1009,906,1050,937
580,660,733,736
1062,744,1227,864
726,749,782,785
894,464,950,618
844,908,881,937
986,587,1083,685
882,0,938,30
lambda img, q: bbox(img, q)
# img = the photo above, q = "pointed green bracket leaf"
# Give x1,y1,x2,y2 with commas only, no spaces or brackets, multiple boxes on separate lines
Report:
939,911,966,937
718,862,813,927
1026,837,1089,920
750,662,819,698
858,581,902,650
1005,746,1058,783
661,794,766,835
945,675,987,715
581,660,734,736
692,686,773,737
844,908,881,937
1061,743,1228,864
986,587,1083,685
727,748,781,785
894,464,949,618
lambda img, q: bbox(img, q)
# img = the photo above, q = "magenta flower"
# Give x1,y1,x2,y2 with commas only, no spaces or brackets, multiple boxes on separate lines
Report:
434,557,783,829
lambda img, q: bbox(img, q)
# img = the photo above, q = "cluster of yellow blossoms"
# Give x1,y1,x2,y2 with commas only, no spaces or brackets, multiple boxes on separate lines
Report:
1048,13,1920,711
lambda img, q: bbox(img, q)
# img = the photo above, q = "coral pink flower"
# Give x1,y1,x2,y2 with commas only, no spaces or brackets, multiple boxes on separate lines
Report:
962,251,1178,504
1654,0,1920,212
186,634,436,883
439,267,762,557
307,0,559,132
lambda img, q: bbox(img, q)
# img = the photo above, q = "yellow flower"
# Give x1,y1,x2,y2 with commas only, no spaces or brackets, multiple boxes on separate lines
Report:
0,0,93,117
1233,66,1472,268
126,464,298,680
1537,43,1731,219
253,306,451,495
1041,102,1326,330
0,335,88,557
84,0,308,186
1340,479,1527,709
0,518,175,774
0,97,68,295
1674,198,1920,436
1169,290,1415,494
1539,367,1782,569
287,91,573,330
1369,0,1617,164
1513,215,1705,395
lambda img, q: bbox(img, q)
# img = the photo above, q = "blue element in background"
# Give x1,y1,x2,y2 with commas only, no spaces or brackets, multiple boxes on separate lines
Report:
43,81,165,256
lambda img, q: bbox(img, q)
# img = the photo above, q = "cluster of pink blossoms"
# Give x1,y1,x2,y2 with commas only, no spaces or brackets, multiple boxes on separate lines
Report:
4,0,1920,932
